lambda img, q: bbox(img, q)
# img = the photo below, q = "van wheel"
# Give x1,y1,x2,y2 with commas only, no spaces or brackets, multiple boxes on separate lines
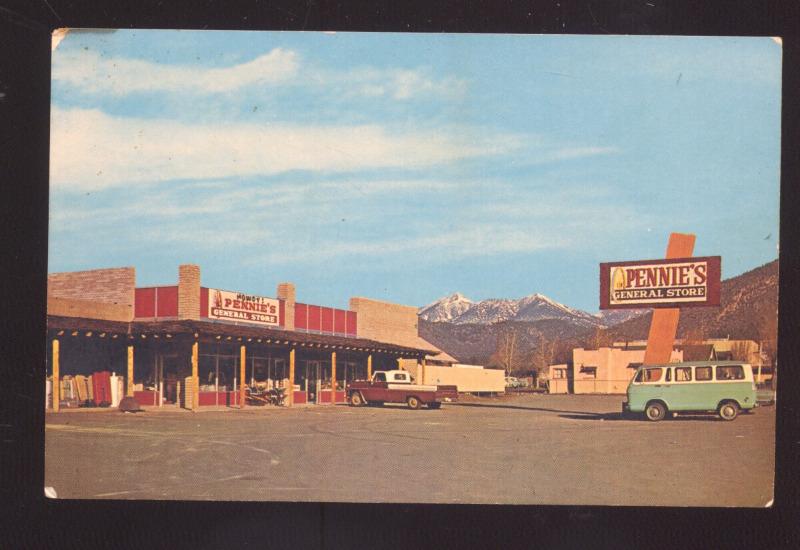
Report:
718,401,739,421
407,396,421,410
349,392,364,407
644,401,666,422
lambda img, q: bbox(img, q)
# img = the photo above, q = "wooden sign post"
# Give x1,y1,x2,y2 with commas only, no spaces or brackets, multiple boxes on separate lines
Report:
642,233,696,365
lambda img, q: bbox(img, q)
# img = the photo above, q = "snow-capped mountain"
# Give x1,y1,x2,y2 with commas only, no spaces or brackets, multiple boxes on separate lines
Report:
419,292,648,328
418,292,475,323
595,309,650,327
515,293,601,327
452,299,519,325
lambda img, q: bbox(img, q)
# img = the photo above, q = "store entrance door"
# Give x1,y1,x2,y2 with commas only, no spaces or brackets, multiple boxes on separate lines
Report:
160,354,180,405
305,361,321,404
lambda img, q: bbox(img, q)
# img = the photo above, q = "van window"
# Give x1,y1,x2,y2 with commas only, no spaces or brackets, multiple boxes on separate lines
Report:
375,373,386,382
695,367,712,381
716,365,745,380
634,369,644,383
675,367,692,382
393,373,406,381
643,368,662,383
665,368,672,382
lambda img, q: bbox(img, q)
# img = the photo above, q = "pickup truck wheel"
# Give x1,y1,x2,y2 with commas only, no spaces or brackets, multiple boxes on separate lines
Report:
349,392,364,407
428,402,442,409
406,396,421,410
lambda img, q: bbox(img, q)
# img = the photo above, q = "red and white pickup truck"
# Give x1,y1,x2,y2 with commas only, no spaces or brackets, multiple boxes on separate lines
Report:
347,370,458,409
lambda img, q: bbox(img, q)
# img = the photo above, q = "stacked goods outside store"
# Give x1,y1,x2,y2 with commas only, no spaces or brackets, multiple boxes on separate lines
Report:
110,373,123,407
183,376,193,409
91,371,112,407
59,376,79,408
74,375,88,402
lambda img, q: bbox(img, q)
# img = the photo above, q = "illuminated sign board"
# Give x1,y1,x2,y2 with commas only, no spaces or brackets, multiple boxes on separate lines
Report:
208,288,280,326
599,256,721,309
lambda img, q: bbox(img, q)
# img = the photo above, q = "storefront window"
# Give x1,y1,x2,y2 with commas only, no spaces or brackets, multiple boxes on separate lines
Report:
341,361,366,387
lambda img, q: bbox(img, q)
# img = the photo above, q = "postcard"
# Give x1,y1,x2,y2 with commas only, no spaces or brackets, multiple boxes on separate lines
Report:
46,30,779,506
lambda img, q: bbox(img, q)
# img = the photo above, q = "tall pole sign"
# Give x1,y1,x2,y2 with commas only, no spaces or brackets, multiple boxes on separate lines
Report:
644,233,696,365
599,233,722,365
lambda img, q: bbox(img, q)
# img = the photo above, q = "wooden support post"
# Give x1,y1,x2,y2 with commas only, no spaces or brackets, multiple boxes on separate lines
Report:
367,354,372,379
239,345,246,409
420,356,426,385
288,347,296,407
191,340,199,410
331,351,337,405
127,344,135,397
52,338,60,412
643,233,696,365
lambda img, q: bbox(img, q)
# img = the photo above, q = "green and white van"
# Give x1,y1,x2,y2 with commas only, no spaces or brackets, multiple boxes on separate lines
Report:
623,361,757,421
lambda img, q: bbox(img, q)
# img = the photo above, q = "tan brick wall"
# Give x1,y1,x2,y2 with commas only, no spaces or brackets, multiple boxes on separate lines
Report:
349,296,437,351
178,264,201,320
47,296,133,322
47,267,135,321
277,282,296,330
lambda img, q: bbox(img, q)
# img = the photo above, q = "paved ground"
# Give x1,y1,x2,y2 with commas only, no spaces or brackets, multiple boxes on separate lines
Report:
44,394,775,506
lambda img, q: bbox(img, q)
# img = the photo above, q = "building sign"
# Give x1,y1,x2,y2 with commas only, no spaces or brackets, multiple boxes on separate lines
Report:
600,256,721,309
208,288,280,326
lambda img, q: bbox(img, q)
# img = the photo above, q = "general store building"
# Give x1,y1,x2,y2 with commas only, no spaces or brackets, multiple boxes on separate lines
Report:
46,264,440,411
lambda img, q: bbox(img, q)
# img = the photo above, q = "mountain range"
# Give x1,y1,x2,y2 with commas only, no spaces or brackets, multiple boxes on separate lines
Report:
418,259,779,370
419,292,646,328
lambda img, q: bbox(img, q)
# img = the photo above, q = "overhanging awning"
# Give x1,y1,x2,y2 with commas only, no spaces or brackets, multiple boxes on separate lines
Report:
46,315,432,357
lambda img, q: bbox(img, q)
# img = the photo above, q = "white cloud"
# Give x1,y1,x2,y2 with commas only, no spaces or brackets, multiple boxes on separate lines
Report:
50,108,524,190
343,68,468,101
246,225,569,266
52,48,299,95
53,47,467,102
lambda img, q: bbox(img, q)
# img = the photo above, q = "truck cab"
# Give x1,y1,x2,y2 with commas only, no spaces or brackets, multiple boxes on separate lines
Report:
372,370,412,384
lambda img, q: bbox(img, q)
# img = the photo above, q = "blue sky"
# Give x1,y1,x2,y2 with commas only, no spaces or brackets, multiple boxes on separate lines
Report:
49,31,781,312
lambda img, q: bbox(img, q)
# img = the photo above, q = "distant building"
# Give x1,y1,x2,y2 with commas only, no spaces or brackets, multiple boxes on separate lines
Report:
571,346,683,394
547,336,770,394
546,364,569,394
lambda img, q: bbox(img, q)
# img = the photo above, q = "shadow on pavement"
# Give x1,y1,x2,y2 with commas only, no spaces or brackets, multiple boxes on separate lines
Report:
449,402,607,416
558,412,735,422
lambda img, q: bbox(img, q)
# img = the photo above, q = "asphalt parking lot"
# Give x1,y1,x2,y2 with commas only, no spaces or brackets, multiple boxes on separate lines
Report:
44,393,775,506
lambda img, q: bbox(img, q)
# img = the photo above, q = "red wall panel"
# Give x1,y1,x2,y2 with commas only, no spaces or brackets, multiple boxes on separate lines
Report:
346,311,357,336
135,288,156,318
308,305,321,331
334,309,346,334
156,286,178,317
295,303,308,330
200,287,209,318
321,307,334,332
